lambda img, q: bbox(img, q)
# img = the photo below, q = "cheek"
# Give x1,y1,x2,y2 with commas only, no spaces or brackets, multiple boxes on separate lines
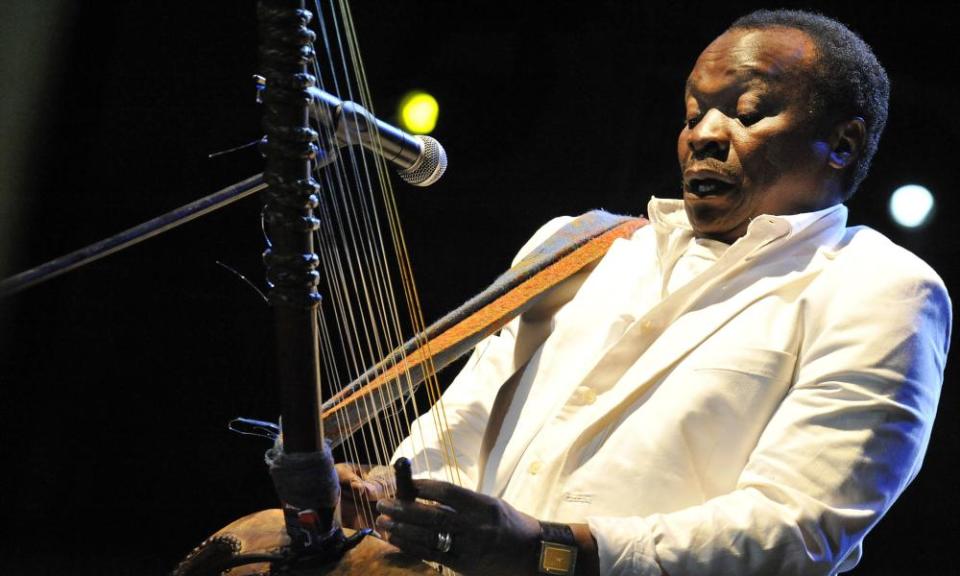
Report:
810,140,832,161
761,139,793,180
677,130,688,165
766,137,830,181
738,132,813,185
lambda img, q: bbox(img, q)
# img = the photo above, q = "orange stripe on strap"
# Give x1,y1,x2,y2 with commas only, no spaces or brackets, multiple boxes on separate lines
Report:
321,218,646,421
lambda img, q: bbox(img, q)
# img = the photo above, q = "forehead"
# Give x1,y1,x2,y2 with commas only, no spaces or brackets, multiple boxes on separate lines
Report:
686,27,817,95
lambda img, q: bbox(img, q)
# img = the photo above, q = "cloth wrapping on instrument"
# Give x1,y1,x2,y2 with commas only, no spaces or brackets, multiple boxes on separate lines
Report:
266,441,341,548
267,442,340,509
321,210,648,447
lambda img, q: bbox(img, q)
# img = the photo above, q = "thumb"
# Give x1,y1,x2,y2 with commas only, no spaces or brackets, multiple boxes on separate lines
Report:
335,462,365,485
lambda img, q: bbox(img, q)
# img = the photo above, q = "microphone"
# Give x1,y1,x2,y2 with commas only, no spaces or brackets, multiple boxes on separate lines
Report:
308,86,448,187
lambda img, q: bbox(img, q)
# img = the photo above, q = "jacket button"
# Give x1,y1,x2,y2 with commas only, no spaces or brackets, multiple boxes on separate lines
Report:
528,461,543,475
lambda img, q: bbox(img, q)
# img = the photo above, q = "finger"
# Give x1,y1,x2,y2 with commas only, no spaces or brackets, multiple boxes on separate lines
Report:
335,462,364,484
349,479,388,500
368,473,396,499
377,499,455,531
377,500,468,532
385,521,448,564
374,513,393,534
413,479,491,510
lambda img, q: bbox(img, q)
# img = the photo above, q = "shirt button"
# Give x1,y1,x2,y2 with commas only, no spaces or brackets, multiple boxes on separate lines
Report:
572,386,597,405
528,461,542,475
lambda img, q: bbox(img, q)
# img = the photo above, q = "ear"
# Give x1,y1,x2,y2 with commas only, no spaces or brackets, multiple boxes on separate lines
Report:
828,117,866,170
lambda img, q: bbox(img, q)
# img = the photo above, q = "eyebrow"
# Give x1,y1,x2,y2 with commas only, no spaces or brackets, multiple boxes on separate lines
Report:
685,68,772,96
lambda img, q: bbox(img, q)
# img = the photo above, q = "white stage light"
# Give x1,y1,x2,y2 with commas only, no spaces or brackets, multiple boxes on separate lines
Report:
889,184,934,228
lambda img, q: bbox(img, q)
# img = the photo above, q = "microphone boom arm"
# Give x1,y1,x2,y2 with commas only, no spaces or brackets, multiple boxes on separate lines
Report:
0,172,268,298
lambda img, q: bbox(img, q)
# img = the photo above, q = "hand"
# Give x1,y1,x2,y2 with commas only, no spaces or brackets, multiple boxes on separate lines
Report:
376,479,541,576
335,462,395,530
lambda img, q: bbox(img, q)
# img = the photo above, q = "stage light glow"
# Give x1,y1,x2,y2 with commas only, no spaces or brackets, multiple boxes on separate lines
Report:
889,184,934,228
399,91,439,134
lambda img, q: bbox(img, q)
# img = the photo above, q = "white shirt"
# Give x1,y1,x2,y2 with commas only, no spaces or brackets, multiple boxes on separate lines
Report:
394,197,951,575
664,236,728,296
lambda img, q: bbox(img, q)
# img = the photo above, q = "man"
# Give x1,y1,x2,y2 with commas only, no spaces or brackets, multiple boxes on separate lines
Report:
343,9,951,575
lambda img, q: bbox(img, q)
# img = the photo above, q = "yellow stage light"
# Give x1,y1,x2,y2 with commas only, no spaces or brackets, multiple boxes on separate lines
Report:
399,91,439,134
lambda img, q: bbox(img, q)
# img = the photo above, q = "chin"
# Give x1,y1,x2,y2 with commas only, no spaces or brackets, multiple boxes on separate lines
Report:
685,208,736,240
689,214,749,243
683,192,752,243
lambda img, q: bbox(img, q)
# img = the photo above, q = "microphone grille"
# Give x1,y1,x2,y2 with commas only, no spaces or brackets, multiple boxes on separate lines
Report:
398,135,447,187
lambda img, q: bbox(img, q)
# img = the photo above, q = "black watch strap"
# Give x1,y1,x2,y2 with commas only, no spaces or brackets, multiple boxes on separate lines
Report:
538,521,578,575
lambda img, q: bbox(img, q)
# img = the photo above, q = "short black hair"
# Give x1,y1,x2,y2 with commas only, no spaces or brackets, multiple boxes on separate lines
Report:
729,9,889,198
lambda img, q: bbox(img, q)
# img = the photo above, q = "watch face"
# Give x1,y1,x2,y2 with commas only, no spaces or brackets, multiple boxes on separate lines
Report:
540,542,578,575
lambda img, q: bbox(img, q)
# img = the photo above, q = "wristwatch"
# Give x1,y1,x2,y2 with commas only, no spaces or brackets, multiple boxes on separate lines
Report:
538,521,578,575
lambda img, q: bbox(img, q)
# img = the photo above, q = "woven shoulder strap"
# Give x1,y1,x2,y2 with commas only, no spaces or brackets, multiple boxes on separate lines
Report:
321,210,648,447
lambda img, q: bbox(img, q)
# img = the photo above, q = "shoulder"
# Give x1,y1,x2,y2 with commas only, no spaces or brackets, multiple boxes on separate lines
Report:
811,225,951,344
829,226,948,298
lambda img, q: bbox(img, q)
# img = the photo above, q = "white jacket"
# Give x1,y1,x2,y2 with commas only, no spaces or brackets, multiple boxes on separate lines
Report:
394,197,952,575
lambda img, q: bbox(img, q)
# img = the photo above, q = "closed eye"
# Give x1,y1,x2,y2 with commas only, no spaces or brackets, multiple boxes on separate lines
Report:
738,112,763,126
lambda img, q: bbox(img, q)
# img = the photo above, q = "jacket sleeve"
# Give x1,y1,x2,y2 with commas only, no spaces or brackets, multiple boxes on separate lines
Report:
392,216,574,488
587,254,952,575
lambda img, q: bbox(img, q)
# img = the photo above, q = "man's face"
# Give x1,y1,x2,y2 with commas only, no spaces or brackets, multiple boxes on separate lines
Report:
678,27,838,243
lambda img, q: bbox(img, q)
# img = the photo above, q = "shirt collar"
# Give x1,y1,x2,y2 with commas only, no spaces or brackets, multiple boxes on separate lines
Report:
646,196,847,240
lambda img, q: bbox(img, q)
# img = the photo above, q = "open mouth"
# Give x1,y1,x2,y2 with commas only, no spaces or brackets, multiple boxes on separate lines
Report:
687,178,736,196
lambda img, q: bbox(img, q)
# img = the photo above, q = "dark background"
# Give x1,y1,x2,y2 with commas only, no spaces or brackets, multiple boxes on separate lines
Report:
1,1,956,574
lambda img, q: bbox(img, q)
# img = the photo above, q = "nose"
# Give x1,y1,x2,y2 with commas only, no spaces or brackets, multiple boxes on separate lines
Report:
687,108,730,160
